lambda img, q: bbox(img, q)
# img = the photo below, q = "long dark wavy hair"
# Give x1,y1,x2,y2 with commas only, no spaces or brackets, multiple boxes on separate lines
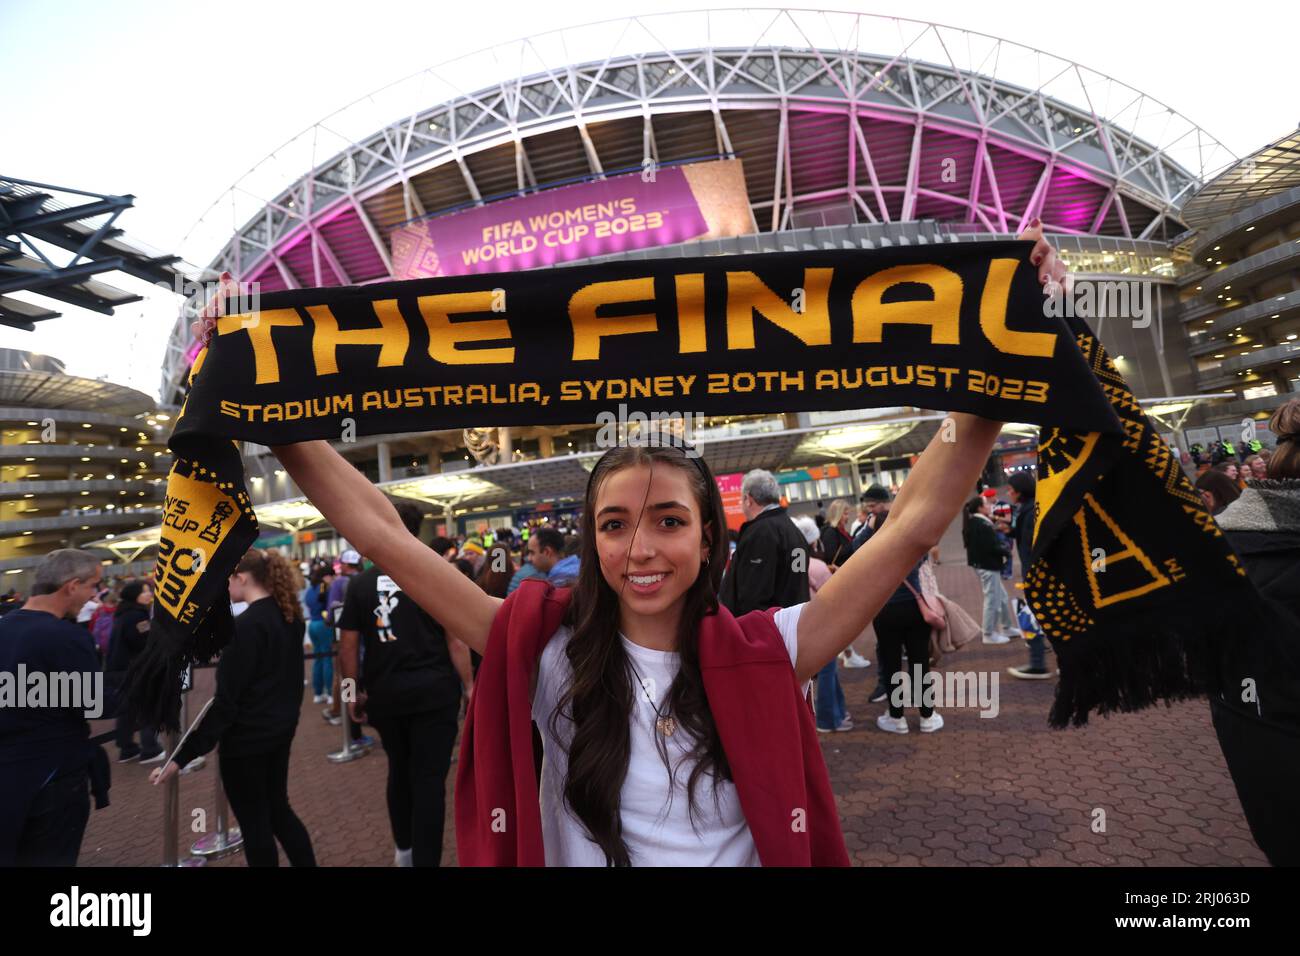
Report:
550,442,730,866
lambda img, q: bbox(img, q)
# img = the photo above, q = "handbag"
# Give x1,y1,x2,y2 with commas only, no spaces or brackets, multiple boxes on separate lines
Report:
934,593,981,651
903,577,947,630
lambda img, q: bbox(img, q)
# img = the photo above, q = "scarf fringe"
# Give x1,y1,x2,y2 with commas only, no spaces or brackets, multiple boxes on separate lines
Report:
122,601,234,734
1048,594,1247,727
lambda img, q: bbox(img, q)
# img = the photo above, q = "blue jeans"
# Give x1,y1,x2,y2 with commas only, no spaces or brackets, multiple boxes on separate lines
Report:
308,621,334,697
815,659,847,730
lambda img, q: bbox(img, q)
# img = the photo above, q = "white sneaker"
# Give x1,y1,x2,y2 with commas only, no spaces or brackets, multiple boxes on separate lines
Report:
982,633,1011,644
875,714,909,734
313,694,326,704
919,712,945,733
841,648,872,669
394,847,413,868
325,695,335,707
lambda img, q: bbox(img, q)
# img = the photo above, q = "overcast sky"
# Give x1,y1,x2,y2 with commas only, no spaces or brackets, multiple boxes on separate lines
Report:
3,0,1295,401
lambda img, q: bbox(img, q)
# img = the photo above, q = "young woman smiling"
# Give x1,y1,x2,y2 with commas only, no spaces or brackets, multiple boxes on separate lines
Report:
196,226,1067,866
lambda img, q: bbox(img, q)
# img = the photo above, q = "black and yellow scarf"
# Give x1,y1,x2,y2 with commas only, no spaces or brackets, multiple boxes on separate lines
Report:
127,240,1252,730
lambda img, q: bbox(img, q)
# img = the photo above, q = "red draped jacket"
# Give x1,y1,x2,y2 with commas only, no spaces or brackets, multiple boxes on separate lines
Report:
454,579,849,866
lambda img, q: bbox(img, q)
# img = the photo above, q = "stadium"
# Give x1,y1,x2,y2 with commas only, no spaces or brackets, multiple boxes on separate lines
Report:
150,8,1277,542
6,5,1299,878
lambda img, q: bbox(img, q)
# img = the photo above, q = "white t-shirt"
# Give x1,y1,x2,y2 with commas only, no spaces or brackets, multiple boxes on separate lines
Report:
532,603,805,866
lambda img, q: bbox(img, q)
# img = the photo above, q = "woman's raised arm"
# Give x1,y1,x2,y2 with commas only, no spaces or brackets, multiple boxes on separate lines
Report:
189,281,499,653
793,222,1066,682
270,441,500,655
793,414,1001,682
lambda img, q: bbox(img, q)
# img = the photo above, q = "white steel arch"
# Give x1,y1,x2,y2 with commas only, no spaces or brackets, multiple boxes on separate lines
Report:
162,8,1236,403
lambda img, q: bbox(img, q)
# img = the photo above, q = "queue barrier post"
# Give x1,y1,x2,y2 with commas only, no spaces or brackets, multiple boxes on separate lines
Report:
190,757,244,858
162,687,205,867
326,683,372,763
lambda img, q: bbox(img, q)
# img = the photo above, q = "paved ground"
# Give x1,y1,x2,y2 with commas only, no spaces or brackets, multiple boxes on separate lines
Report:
79,518,1266,867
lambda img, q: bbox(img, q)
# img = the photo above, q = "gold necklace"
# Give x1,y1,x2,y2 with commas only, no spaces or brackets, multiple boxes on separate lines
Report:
625,656,676,737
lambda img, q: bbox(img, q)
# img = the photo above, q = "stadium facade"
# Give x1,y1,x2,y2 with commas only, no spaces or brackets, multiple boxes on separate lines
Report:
153,10,1288,542
0,349,170,588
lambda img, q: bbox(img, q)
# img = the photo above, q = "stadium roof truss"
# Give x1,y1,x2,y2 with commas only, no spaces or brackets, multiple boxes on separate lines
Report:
165,10,1235,403
0,175,184,330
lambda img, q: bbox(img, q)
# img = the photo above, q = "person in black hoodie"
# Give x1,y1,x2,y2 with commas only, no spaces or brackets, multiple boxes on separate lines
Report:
151,548,317,867
106,580,162,763
719,469,809,616
1210,398,1300,867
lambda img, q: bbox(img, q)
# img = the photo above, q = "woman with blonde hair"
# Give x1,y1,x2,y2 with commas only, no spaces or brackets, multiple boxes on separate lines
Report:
151,548,317,867
818,499,854,568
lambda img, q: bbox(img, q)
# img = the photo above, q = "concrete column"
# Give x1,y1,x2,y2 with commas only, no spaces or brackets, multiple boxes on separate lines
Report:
377,441,392,483
498,427,513,463
538,433,555,458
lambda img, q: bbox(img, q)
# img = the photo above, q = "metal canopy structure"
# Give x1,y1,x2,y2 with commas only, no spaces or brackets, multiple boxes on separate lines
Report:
1180,128,1300,229
164,8,1235,405
84,411,960,553
1139,392,1236,433
0,349,155,414
0,175,185,330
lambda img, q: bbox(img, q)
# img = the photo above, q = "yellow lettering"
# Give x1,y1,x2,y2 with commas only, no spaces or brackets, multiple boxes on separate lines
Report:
725,269,831,349
416,292,515,365
310,303,408,376
216,308,303,385
675,273,707,353
570,278,658,360
851,264,962,345
980,258,1057,357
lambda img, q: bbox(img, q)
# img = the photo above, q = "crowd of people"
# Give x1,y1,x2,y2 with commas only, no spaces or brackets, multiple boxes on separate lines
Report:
2,392,1297,866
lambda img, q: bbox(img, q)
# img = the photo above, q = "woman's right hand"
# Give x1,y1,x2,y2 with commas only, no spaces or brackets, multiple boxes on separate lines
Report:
189,271,238,346
1020,220,1069,296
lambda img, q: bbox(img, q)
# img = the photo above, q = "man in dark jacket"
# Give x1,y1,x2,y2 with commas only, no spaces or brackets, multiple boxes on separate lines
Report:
848,484,892,555
0,549,112,866
719,469,809,616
